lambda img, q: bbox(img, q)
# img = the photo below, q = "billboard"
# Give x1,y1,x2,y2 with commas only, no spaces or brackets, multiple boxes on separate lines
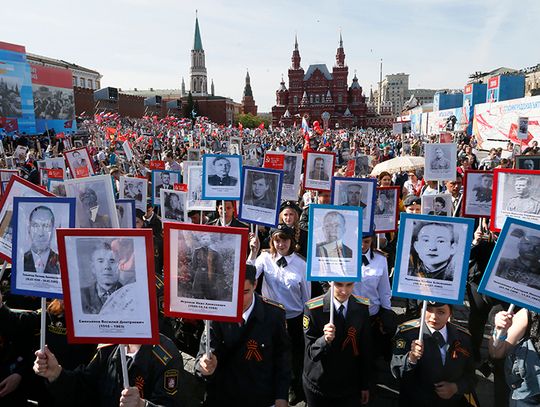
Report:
473,95,540,150
31,64,76,133
425,106,470,135
0,42,36,134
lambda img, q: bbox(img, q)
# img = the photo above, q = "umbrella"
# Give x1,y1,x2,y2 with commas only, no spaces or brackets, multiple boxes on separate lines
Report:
371,156,425,176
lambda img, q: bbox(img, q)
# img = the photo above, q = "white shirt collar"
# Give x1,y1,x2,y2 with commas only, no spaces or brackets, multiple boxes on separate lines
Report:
242,294,256,323
427,324,448,342
332,297,349,316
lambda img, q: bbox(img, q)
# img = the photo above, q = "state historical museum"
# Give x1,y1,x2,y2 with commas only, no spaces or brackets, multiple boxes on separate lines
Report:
271,35,367,129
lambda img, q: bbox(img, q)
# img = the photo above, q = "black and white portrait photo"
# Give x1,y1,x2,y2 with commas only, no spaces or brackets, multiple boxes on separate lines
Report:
11,197,75,298
331,177,376,234
355,155,370,176
160,189,188,223
119,176,147,211
421,194,453,216
165,223,248,322
492,169,540,231
115,199,136,228
238,167,282,227
374,187,399,233
58,230,158,342
424,143,457,181
463,171,493,217
187,148,201,162
479,219,540,313
306,205,361,281
228,137,242,155
186,165,215,211
202,154,242,200
392,214,474,304
281,153,302,201
304,152,334,191
64,175,120,229
48,179,66,197
152,170,180,207
64,147,94,179
515,155,540,171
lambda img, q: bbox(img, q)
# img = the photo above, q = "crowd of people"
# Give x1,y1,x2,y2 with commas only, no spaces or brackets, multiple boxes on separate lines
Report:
0,114,538,407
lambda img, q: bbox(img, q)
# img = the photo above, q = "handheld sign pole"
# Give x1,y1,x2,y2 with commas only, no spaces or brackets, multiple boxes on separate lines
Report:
221,200,226,226
205,320,211,358
329,282,335,325
418,300,428,341
119,345,130,389
40,297,47,351
493,303,515,347
200,210,203,225
0,260,7,282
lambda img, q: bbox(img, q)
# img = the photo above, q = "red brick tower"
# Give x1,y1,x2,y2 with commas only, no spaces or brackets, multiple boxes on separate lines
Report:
241,70,257,115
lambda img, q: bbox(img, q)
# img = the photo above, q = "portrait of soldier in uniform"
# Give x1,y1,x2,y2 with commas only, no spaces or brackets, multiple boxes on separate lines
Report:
208,156,238,186
472,174,493,203
430,147,451,170
505,176,540,214
309,157,330,181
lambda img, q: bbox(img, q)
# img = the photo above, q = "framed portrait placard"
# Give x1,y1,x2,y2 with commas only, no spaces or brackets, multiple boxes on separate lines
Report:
304,151,335,192
331,177,376,234
421,193,453,217
119,176,147,212
0,176,55,262
57,229,159,344
187,148,201,162
151,170,181,207
478,218,540,313
515,155,540,171
11,197,76,298
424,143,457,182
228,137,242,155
374,186,400,233
160,189,188,223
115,199,136,228
354,155,370,177
122,141,134,161
182,160,200,183
392,213,474,304
201,154,242,200
306,204,363,282
238,166,283,227
64,147,95,179
462,170,494,218
0,169,19,194
163,223,248,322
186,165,216,212
490,169,540,232
64,174,120,228
263,152,303,201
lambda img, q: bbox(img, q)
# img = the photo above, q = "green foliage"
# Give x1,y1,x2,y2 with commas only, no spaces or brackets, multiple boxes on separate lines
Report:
236,113,270,129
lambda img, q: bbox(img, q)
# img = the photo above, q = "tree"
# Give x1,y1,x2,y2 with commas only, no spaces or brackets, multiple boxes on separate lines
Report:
236,113,270,129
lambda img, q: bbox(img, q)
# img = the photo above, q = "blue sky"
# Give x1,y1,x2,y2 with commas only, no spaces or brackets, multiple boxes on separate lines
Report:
2,0,539,112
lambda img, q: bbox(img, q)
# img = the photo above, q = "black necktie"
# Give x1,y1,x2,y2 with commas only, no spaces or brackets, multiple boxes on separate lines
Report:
336,304,345,324
362,255,369,266
432,330,446,348
276,257,288,268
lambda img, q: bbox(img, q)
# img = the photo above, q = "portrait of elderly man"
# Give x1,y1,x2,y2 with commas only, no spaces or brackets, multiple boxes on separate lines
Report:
505,176,540,214
309,157,330,181
408,221,457,281
24,206,59,274
342,183,367,208
244,173,275,209
430,147,451,170
208,156,237,186
315,211,353,258
78,187,111,228
80,242,123,314
495,230,540,290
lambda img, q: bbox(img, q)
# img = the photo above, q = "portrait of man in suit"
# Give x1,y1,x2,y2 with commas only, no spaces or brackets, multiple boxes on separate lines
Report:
80,242,123,314
208,156,238,186
155,172,173,195
309,157,330,181
24,206,59,274
316,211,353,258
343,184,367,208
244,173,275,209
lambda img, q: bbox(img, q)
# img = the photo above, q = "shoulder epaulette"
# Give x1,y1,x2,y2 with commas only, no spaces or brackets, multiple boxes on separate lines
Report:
449,321,471,336
155,274,164,290
152,344,174,365
306,295,324,310
397,319,420,332
351,295,370,306
97,343,115,349
261,296,285,310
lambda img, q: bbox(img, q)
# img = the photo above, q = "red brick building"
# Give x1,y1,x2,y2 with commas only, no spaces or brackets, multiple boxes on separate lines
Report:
241,70,257,115
271,35,368,129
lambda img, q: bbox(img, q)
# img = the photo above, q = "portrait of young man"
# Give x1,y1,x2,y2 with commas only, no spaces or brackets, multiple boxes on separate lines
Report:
244,172,275,209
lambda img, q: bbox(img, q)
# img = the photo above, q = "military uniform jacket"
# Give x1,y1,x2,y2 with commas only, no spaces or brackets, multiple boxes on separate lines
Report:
302,293,372,398
195,294,291,407
391,319,476,407
48,334,182,407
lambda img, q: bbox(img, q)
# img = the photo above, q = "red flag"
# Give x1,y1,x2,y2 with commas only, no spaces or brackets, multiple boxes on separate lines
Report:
106,127,117,140
64,120,73,128
5,118,18,133
0,117,6,128
238,122,243,132
117,132,127,142
258,122,265,130
55,132,65,139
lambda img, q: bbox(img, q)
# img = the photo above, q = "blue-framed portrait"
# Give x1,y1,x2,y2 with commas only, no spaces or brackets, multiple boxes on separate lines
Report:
115,199,136,228
331,177,376,235
478,217,540,313
201,154,242,200
151,170,181,207
11,197,76,298
391,213,474,304
306,204,363,282
238,166,283,228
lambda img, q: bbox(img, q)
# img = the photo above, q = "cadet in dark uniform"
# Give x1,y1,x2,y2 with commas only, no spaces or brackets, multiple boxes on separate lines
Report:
391,302,478,407
302,282,372,406
33,334,183,407
195,265,291,407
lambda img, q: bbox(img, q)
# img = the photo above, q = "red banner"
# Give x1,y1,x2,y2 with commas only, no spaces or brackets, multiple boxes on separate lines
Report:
74,166,89,178
345,160,356,177
263,153,284,170
149,160,165,170
47,168,64,179
173,183,188,192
